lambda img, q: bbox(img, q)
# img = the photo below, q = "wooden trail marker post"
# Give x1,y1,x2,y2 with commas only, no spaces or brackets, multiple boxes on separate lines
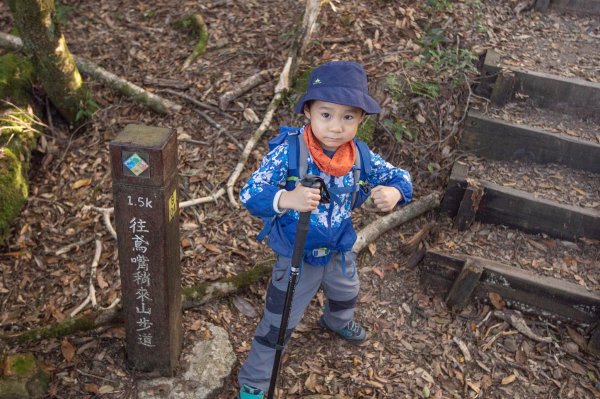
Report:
110,125,182,376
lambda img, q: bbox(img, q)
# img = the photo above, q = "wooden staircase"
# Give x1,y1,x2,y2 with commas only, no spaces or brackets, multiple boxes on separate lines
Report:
421,48,600,352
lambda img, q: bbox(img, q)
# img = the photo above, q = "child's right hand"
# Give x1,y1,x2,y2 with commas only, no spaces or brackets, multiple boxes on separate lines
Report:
278,185,321,212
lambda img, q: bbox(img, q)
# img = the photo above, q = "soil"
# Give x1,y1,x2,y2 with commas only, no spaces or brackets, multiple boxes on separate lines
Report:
1,1,600,398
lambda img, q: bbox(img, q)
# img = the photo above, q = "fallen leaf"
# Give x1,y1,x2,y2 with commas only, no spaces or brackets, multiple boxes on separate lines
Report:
61,339,75,362
488,292,506,310
84,383,99,393
243,108,260,123
368,243,377,255
190,320,202,331
71,178,92,189
304,372,318,392
98,385,114,394
371,267,384,279
501,374,516,385
97,272,108,289
201,242,222,253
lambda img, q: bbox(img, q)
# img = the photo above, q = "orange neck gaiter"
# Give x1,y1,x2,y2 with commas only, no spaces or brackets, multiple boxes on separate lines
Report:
303,124,355,177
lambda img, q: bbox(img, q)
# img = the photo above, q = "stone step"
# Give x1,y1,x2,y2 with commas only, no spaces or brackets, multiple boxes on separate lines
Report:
462,111,600,173
421,249,600,324
479,50,600,121
441,160,600,240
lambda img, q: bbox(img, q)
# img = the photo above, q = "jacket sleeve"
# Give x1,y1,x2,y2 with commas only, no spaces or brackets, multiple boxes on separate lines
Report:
366,150,413,206
240,143,289,218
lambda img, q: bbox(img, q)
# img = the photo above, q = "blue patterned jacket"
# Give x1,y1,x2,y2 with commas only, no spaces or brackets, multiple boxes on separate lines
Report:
240,127,413,265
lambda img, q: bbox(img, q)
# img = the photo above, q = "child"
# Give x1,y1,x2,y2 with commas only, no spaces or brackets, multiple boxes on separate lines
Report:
237,61,413,398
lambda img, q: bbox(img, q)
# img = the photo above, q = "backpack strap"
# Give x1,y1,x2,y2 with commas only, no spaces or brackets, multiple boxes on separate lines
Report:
351,139,371,208
286,128,309,186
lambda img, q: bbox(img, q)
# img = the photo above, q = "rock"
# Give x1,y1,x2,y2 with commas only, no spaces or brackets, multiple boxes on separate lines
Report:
0,353,50,399
138,323,236,399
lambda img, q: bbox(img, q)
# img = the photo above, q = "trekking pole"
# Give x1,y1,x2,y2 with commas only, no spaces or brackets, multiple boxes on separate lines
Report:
267,175,323,399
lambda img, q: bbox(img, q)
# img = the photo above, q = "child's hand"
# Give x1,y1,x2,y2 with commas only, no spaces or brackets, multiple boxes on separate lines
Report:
371,186,401,212
278,185,321,212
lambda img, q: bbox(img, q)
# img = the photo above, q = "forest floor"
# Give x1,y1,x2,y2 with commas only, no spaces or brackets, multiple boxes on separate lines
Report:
0,0,599,398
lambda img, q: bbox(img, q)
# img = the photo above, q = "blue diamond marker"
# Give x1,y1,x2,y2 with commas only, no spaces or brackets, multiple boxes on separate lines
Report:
124,153,149,176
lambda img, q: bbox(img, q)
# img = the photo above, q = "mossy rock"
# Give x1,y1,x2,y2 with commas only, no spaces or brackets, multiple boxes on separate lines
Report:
0,107,40,244
0,353,50,399
356,116,376,144
0,53,34,106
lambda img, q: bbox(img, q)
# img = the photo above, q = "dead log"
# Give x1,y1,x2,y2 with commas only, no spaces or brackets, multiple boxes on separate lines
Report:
0,32,181,115
353,192,441,253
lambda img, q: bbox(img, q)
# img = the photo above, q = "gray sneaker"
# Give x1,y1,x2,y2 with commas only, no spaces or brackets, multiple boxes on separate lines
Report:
319,316,367,343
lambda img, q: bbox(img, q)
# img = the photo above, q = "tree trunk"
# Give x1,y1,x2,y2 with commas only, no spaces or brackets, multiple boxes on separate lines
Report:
8,0,94,125
0,53,40,244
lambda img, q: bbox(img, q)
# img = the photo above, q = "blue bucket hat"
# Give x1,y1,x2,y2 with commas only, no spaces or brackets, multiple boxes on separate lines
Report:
294,61,381,115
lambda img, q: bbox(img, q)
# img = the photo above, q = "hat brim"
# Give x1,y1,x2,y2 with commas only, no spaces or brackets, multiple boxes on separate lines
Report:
294,86,381,115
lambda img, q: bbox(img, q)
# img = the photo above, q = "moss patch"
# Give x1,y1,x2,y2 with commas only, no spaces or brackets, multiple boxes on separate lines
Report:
0,107,40,244
0,53,34,106
0,353,50,399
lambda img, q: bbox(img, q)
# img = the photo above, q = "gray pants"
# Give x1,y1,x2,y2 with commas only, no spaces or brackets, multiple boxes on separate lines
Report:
238,251,360,392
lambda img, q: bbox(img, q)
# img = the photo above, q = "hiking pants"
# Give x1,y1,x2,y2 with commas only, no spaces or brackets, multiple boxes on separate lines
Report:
238,251,360,392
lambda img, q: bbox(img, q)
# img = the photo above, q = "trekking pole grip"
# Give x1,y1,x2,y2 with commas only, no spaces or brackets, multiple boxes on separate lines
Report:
291,176,322,265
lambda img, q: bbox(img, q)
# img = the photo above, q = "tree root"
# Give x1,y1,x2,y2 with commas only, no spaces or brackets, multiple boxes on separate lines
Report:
182,14,209,70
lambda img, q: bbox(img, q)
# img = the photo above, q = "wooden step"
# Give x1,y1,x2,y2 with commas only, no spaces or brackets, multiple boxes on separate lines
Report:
462,112,600,173
420,250,600,323
479,50,600,121
442,161,600,240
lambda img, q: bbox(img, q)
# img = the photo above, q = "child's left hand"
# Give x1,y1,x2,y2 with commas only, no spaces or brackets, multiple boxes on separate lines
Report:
371,186,402,212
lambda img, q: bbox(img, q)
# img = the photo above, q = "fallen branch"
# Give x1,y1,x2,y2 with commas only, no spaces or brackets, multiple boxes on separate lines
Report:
158,88,235,120
219,70,273,110
55,236,95,256
225,0,322,207
70,239,102,317
0,32,181,115
83,188,226,238
182,14,209,70
352,192,441,253
0,260,272,344
494,309,553,343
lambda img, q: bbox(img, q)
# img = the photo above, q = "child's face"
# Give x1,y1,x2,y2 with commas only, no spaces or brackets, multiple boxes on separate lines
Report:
304,101,365,151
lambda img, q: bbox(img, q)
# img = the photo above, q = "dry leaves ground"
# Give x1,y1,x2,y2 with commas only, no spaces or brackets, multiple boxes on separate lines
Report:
1,0,599,398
